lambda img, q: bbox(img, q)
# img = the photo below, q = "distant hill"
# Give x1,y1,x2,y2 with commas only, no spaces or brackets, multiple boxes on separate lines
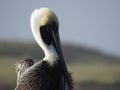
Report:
0,41,119,62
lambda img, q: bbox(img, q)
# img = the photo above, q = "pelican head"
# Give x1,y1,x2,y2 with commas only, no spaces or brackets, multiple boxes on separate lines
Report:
30,8,62,64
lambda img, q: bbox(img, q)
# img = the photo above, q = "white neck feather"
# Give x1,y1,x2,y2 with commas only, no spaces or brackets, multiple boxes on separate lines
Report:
30,8,59,64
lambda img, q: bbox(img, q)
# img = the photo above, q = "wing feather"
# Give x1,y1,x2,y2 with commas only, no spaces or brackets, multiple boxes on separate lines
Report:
15,58,34,85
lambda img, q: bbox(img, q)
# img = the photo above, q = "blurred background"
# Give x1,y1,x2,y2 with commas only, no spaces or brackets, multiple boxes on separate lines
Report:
0,0,120,90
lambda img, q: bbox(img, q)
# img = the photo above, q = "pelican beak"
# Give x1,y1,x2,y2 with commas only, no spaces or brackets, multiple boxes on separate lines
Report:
48,22,63,60
49,23,72,89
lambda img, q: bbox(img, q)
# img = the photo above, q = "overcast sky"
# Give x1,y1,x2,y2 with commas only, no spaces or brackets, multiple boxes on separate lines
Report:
0,0,120,57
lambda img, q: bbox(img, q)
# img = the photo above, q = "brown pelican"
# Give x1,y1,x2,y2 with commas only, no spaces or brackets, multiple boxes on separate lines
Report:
15,8,73,90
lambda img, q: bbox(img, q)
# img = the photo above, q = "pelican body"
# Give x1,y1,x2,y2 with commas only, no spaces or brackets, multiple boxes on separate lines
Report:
15,8,73,90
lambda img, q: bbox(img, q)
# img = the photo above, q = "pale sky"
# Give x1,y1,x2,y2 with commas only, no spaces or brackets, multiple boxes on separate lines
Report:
0,0,120,57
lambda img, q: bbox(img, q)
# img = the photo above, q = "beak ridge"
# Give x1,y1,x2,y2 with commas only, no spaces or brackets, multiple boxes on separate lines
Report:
50,26,73,90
